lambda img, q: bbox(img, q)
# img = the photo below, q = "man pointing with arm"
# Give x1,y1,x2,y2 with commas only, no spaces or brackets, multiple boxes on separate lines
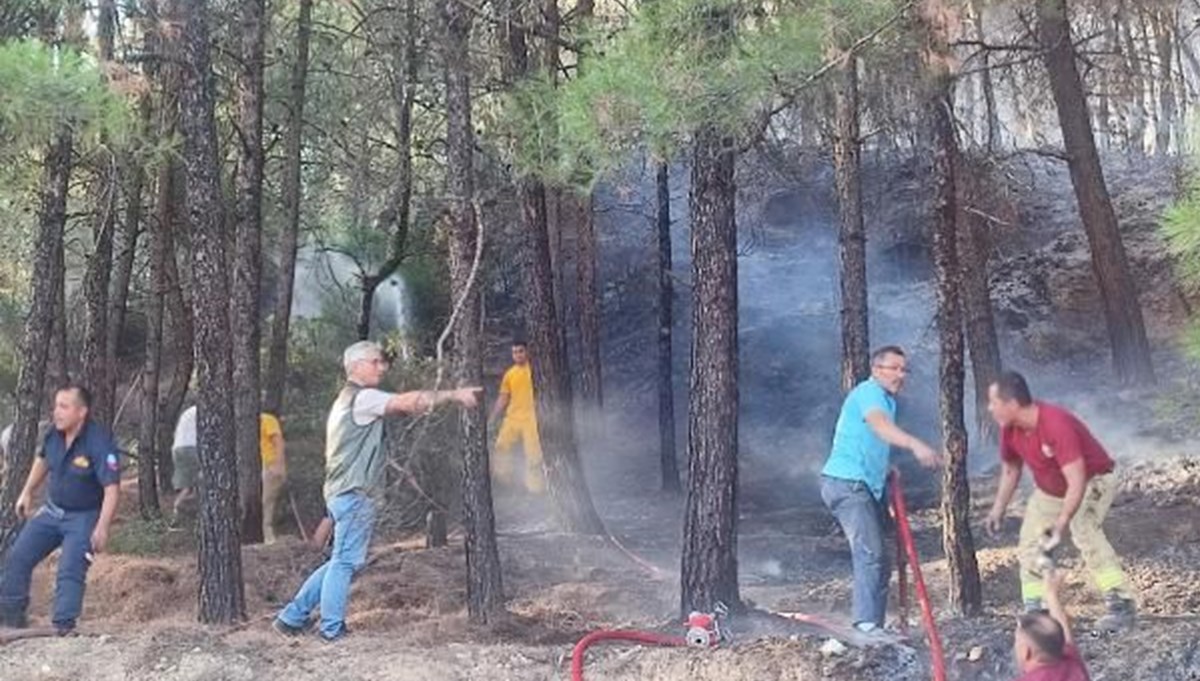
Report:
820,346,941,633
273,341,480,642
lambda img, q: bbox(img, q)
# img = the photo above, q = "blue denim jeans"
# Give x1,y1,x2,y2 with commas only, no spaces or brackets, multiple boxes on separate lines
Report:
0,502,99,631
278,491,375,638
821,475,890,628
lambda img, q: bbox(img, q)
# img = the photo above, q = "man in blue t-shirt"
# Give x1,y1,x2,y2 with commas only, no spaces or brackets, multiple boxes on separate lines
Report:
821,346,941,633
0,385,121,635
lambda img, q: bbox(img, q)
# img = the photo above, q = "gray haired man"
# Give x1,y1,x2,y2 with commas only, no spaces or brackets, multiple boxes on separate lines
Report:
273,341,481,642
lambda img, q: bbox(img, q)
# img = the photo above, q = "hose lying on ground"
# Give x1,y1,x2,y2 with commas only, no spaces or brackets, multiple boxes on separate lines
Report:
570,630,688,681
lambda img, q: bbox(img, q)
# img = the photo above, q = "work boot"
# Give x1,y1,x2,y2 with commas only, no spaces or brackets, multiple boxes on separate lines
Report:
271,618,309,639
1096,592,1136,633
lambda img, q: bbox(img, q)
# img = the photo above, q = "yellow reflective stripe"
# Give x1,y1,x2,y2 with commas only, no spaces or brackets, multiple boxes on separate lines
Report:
1021,580,1046,601
1094,567,1126,593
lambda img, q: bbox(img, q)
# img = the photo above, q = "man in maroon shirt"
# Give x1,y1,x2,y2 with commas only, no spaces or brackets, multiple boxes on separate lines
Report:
986,371,1135,632
1013,568,1090,681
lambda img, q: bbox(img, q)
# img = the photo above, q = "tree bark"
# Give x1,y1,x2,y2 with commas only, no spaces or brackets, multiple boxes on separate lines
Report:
1036,0,1155,385
355,0,417,341
264,0,314,416
1153,6,1176,155
157,185,191,497
441,0,504,623
47,233,69,395
232,0,266,544
832,51,869,394
680,123,740,616
656,161,679,493
505,0,605,535
81,0,120,425
139,151,172,522
0,131,73,561
922,0,982,615
179,0,244,623
955,155,1002,441
575,194,603,407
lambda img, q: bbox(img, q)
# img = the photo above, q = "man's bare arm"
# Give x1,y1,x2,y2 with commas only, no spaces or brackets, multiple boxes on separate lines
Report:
863,410,941,468
488,393,510,424
15,457,49,518
386,387,482,415
987,459,1023,534
91,484,120,553
1044,569,1074,645
1053,459,1088,536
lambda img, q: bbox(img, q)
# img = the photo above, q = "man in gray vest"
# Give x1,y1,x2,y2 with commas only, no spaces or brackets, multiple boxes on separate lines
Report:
272,341,481,642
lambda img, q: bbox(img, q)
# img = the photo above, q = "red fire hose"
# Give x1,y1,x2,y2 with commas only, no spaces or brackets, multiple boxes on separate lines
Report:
570,630,688,681
889,469,947,681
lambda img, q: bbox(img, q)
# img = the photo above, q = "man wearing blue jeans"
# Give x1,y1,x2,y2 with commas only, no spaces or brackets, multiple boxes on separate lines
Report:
0,385,121,635
273,341,481,642
821,346,941,633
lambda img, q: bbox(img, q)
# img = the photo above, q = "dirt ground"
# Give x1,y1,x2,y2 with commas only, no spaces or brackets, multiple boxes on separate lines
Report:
2,441,1200,680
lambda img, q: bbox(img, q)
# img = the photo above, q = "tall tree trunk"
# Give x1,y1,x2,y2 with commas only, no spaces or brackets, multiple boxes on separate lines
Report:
441,0,504,622
955,155,1002,441
922,0,982,616
264,0,314,416
179,0,244,623
1036,0,1155,385
0,130,73,561
355,0,418,342
139,153,172,522
107,151,144,416
232,0,266,545
157,185,191,497
505,0,605,535
832,51,869,394
680,123,740,616
1153,6,1176,155
656,161,679,493
575,195,603,408
47,235,69,394
81,0,119,424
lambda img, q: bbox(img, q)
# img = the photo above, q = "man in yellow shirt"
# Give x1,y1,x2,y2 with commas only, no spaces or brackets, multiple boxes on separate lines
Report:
488,341,544,493
260,413,286,543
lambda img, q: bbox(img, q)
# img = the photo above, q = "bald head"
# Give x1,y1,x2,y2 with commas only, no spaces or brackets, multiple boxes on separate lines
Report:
1015,611,1066,666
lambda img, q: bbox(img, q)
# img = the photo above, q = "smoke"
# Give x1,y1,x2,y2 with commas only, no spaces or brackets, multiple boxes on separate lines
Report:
583,147,1190,516
291,245,410,335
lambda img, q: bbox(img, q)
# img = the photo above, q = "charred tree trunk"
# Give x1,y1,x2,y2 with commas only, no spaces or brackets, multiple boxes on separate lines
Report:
955,156,1002,441
139,144,173,522
157,191,191,496
355,0,417,341
833,51,869,393
232,0,266,545
441,0,504,622
1036,0,1155,385
680,123,740,616
80,0,120,424
179,0,245,623
505,0,605,535
47,234,69,394
264,0,313,415
575,195,603,408
0,131,73,560
656,161,679,493
923,0,982,615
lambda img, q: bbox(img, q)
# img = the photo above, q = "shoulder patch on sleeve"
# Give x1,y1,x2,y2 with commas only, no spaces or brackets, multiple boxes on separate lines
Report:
106,453,120,471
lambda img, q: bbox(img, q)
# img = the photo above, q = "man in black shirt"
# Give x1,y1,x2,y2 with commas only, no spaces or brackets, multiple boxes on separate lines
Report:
0,385,121,635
